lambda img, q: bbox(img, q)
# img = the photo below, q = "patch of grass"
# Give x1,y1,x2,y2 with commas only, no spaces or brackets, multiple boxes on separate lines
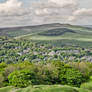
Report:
0,85,91,92
0,86,12,92
80,82,92,91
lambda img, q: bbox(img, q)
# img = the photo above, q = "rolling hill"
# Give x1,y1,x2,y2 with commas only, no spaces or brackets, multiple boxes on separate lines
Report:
1,23,92,47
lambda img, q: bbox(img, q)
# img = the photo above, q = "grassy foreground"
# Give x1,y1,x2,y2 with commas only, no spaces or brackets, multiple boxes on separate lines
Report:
0,85,91,92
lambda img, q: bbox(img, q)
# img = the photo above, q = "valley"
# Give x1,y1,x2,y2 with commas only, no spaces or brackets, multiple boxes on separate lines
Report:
0,23,92,92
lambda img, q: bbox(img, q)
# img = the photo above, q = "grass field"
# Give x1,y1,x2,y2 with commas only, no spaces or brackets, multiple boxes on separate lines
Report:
0,85,91,92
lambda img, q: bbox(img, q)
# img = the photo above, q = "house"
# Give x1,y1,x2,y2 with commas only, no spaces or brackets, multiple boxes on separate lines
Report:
48,51,56,56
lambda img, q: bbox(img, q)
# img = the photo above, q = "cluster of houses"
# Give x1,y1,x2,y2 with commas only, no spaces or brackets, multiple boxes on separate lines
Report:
16,46,92,62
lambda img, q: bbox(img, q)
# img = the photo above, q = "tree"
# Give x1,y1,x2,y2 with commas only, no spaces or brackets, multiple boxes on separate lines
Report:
8,69,35,88
59,68,85,87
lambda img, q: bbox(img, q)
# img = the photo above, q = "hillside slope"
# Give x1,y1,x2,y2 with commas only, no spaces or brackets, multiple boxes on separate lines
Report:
0,23,92,38
0,85,91,92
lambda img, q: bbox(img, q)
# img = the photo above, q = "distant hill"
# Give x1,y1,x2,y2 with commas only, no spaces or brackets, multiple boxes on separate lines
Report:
1,23,92,47
0,23,91,37
82,25,92,28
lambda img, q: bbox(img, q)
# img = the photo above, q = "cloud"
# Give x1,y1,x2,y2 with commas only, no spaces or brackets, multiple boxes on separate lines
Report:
30,0,92,25
31,0,78,24
0,0,32,27
74,8,92,16
0,0,29,16
34,0,77,16
68,8,92,22
0,0,92,27
49,0,77,8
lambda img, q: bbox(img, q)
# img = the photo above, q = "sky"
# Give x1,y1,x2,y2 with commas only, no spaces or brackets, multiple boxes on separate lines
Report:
0,0,92,27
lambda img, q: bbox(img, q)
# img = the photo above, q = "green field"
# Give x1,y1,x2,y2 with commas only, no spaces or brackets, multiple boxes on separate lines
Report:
0,85,91,92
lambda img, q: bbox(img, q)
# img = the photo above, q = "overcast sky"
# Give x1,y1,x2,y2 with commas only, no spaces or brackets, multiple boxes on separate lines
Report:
0,0,92,27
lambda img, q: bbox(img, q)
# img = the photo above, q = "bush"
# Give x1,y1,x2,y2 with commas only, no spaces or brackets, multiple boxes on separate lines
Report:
66,69,84,87
3,65,17,79
0,74,4,87
51,61,86,87
0,62,7,72
59,68,85,87
8,69,35,88
69,62,90,78
31,63,59,85
0,61,88,88
2,65,18,86
90,76,92,81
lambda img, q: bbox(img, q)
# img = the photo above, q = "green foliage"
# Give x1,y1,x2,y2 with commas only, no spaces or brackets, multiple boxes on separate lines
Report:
0,61,89,88
0,62,7,72
65,69,84,87
89,76,92,81
59,66,84,87
30,63,59,85
8,69,34,88
0,74,4,87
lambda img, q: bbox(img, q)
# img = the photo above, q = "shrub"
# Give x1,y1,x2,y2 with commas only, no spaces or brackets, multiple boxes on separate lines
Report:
69,62,90,77
59,68,85,87
2,65,18,86
3,65,17,79
66,69,84,87
0,74,4,87
0,62,7,72
51,61,86,87
31,63,59,85
90,76,92,81
8,69,35,88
